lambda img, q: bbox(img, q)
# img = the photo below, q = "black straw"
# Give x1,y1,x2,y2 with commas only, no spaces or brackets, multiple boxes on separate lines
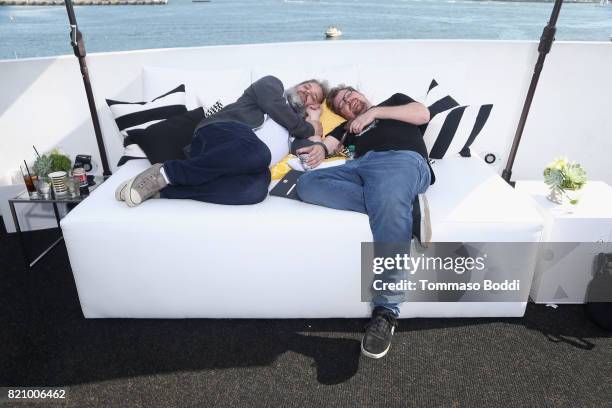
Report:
33,145,41,158
23,160,33,179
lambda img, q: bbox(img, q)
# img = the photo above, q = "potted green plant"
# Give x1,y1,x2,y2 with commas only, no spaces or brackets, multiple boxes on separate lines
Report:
48,149,73,173
543,157,587,205
32,154,53,182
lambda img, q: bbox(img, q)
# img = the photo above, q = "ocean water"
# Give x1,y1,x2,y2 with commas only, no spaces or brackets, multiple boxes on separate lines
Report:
0,0,610,60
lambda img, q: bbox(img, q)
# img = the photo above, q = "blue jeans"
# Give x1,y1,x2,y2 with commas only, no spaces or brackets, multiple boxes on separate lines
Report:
161,122,271,205
296,150,431,316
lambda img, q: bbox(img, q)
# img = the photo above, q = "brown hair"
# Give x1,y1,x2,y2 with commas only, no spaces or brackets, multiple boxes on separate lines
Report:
325,84,353,115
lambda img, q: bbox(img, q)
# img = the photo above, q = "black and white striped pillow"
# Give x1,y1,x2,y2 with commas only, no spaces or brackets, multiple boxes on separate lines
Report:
106,85,187,161
422,79,493,159
424,79,460,119
424,104,493,159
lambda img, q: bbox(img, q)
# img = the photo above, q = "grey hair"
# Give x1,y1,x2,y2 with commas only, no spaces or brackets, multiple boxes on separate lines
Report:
297,79,330,102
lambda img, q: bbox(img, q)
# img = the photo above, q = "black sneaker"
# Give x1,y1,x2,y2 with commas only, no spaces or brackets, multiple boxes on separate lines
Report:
361,307,398,359
412,193,432,247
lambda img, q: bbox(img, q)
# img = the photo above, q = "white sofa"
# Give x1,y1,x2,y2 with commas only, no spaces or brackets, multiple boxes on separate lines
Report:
61,154,543,318
59,62,544,318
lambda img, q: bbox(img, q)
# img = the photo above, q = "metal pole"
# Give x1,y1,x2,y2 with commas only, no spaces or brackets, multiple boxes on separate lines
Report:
502,0,563,186
64,0,112,178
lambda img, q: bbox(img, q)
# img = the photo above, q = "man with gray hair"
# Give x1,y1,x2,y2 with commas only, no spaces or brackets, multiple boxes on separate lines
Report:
116,75,328,206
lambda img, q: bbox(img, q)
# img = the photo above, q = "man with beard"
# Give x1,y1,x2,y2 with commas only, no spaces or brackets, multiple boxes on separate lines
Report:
116,76,327,206
296,86,434,359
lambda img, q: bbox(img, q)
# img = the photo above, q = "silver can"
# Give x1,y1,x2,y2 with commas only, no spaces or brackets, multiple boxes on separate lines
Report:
298,154,311,171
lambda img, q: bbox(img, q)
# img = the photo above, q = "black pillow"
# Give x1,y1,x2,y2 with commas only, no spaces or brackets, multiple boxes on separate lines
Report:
124,107,205,164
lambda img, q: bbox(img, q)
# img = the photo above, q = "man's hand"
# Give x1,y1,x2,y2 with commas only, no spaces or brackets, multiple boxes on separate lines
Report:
296,144,326,169
308,135,323,143
306,106,323,137
306,105,322,122
348,107,378,134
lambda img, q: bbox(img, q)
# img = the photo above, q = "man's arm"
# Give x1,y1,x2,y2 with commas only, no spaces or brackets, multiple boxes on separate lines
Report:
249,76,317,139
322,134,341,154
348,94,430,134
295,124,344,168
373,103,430,123
305,106,323,138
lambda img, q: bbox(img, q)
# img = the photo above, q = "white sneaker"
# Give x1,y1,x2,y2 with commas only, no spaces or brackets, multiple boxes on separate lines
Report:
124,163,167,207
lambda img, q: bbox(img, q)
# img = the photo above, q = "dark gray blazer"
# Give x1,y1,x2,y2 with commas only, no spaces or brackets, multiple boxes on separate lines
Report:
194,75,314,139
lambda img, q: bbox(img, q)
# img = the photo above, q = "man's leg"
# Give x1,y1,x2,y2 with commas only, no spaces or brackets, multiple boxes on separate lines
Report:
357,150,431,358
361,151,430,240
296,161,366,214
164,122,271,186
121,122,271,206
160,170,271,205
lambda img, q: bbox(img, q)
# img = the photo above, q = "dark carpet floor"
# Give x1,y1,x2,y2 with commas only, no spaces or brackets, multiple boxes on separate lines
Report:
1,220,611,408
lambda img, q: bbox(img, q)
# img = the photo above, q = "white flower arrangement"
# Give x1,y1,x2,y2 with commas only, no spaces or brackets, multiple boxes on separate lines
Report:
543,157,587,205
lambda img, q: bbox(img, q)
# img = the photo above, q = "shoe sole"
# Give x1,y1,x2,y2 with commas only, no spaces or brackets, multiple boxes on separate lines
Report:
114,180,129,201
124,177,142,207
418,194,432,247
360,326,395,359
361,341,390,359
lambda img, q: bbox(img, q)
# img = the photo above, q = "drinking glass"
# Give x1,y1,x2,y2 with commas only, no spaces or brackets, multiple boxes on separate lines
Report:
23,174,38,197
67,178,80,198
36,179,51,199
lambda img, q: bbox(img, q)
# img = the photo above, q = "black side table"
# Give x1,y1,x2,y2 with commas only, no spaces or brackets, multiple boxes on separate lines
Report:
8,178,103,272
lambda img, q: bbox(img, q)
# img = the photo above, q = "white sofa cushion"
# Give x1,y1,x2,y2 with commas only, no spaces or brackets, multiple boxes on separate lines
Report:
251,64,360,93
142,66,251,110
428,155,543,241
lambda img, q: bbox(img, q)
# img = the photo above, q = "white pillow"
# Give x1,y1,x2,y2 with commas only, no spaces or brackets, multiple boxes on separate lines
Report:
142,66,251,110
251,64,360,93
359,67,425,105
359,62,467,105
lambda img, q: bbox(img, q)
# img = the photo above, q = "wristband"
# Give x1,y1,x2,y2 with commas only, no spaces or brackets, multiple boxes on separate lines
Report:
313,141,330,158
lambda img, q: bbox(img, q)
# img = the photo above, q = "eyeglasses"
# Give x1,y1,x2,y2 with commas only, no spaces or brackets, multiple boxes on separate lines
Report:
336,87,356,112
